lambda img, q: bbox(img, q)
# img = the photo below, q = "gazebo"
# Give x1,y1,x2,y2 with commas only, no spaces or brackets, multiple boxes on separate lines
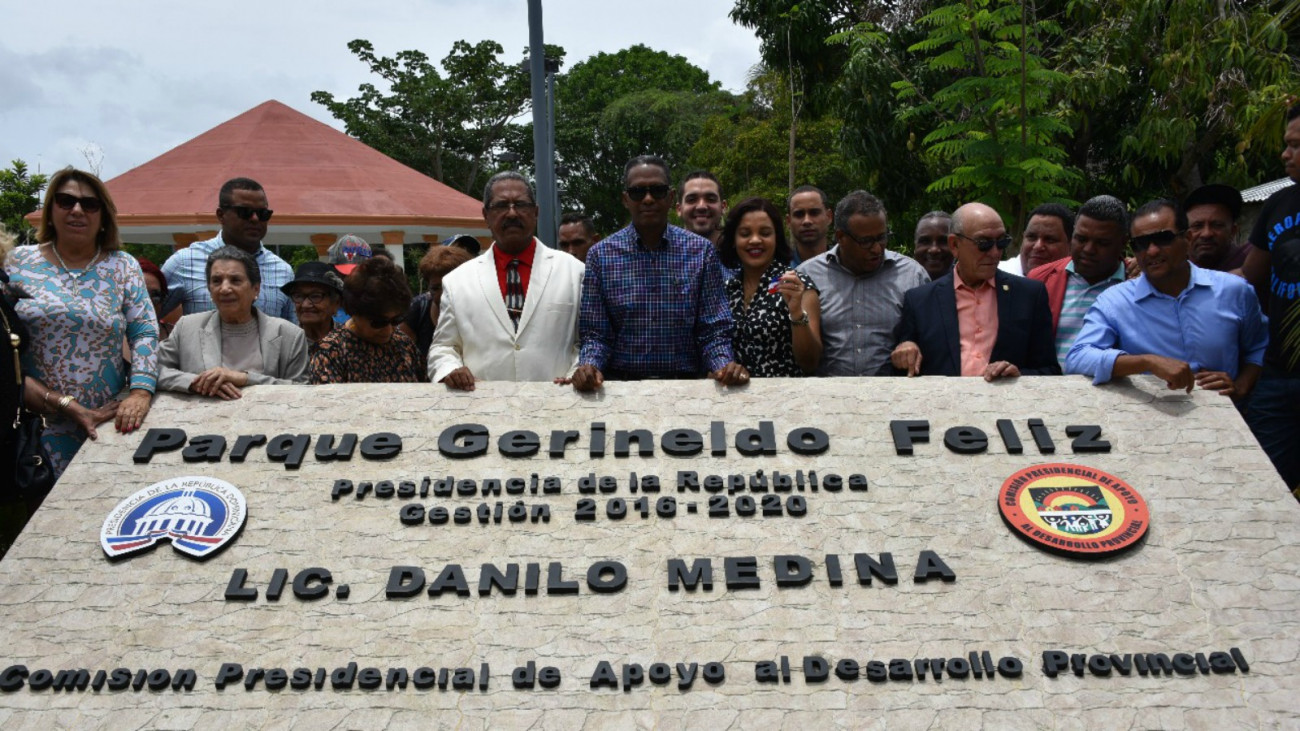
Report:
102,100,489,267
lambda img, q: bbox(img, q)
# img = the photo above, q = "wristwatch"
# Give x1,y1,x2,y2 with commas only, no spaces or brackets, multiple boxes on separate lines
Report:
790,312,810,327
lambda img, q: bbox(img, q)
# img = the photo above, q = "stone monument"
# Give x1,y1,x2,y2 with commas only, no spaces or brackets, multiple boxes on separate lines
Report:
0,377,1295,728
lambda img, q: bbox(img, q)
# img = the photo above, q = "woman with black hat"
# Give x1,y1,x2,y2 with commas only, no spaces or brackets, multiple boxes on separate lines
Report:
282,261,344,356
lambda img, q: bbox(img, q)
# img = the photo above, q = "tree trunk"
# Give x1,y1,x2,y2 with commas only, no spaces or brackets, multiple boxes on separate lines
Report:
789,118,797,192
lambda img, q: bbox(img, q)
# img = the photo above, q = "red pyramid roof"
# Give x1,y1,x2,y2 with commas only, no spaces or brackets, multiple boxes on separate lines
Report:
105,100,484,225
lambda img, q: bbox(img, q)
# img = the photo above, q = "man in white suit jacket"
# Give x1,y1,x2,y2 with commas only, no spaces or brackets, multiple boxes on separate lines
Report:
428,172,584,388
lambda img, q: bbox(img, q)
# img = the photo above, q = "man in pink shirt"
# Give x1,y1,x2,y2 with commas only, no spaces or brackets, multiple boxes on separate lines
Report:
890,202,1060,379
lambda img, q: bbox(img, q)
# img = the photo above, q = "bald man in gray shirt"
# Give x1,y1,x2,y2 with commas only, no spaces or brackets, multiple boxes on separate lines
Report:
796,190,930,376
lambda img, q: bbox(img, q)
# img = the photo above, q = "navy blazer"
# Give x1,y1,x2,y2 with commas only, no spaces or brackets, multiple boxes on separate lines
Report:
893,271,1061,377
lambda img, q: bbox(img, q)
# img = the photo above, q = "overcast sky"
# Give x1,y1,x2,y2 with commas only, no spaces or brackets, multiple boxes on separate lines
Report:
0,0,763,181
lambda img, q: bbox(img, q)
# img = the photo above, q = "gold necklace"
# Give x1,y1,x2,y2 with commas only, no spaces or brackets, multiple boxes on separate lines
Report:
47,242,102,278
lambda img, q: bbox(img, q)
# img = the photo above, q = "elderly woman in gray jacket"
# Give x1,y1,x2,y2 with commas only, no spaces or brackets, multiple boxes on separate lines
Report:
158,246,307,399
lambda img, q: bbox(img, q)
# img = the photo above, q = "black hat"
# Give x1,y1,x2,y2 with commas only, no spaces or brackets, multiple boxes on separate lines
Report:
1184,184,1243,221
443,234,482,256
281,261,344,297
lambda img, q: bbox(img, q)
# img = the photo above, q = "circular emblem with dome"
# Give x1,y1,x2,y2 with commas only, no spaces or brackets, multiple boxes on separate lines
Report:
101,476,247,561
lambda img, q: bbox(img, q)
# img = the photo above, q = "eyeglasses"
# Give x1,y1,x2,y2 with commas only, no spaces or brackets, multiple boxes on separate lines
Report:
842,229,892,248
290,292,330,305
53,193,103,213
486,200,538,214
222,205,274,222
368,314,405,329
1130,229,1184,249
625,185,671,201
955,233,1013,252
147,289,164,302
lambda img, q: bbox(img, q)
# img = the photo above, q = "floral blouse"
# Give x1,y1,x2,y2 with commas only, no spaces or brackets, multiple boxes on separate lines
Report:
309,326,424,384
6,245,159,476
724,260,819,378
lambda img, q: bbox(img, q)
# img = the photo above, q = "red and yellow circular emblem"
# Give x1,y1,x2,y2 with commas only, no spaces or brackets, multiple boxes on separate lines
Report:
998,463,1148,557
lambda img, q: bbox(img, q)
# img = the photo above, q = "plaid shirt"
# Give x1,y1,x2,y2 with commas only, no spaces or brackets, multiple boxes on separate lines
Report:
579,224,733,376
160,234,297,323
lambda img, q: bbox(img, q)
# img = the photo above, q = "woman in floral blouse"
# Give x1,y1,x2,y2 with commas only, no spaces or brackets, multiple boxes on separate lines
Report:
5,167,158,478
310,257,423,383
718,197,823,378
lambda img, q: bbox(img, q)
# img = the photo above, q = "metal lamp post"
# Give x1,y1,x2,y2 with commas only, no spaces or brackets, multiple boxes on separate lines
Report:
527,0,559,247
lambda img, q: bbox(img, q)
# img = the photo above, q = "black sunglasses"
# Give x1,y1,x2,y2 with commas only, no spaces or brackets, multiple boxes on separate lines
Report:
625,185,671,201
956,233,1013,252
368,314,405,329
147,289,165,302
223,205,274,222
1130,229,1183,249
53,193,103,213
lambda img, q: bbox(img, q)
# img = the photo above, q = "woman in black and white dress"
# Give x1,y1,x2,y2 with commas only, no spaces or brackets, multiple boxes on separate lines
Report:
718,197,823,377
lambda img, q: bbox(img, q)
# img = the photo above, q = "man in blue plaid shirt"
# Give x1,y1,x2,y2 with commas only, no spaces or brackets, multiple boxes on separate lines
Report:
161,177,296,323
572,155,748,390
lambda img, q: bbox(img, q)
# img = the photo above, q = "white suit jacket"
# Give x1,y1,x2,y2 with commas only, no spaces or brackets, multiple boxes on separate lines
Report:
428,239,584,383
157,309,308,392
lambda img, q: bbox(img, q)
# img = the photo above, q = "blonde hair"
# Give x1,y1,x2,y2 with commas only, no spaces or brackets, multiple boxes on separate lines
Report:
37,167,122,251
0,225,15,268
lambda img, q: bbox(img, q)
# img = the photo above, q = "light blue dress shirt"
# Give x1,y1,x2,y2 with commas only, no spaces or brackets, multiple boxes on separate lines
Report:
161,233,297,323
1065,264,1268,384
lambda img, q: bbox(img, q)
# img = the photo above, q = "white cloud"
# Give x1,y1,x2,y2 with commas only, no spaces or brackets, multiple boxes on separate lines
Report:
0,0,761,179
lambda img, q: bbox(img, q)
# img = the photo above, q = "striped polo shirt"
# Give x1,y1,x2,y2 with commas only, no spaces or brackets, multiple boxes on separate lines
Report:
1056,261,1126,367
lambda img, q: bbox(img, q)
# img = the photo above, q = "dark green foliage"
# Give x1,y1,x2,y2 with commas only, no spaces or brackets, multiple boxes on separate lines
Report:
690,69,857,211
121,243,173,267
892,1,1078,236
554,45,731,234
0,160,47,245
311,39,563,197
1054,0,1300,200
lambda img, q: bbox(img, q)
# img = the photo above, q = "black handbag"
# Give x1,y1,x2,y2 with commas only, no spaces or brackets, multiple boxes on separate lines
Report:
13,385,54,499
2,304,55,498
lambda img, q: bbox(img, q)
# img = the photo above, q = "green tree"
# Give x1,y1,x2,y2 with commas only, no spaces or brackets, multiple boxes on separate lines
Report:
729,0,890,116
886,1,1078,238
793,0,1300,232
732,0,977,238
1054,0,1300,200
312,39,563,196
0,160,47,245
690,68,856,207
553,45,730,233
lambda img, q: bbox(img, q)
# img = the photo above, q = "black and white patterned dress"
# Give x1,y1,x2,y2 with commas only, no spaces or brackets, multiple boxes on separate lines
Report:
725,261,819,377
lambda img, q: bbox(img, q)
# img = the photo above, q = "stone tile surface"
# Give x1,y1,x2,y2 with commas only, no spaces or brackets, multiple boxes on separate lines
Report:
0,376,1295,728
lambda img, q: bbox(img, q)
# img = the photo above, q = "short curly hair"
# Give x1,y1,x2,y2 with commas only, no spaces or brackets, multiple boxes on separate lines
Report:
136,256,167,290
206,246,260,287
342,257,412,320
418,245,472,287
